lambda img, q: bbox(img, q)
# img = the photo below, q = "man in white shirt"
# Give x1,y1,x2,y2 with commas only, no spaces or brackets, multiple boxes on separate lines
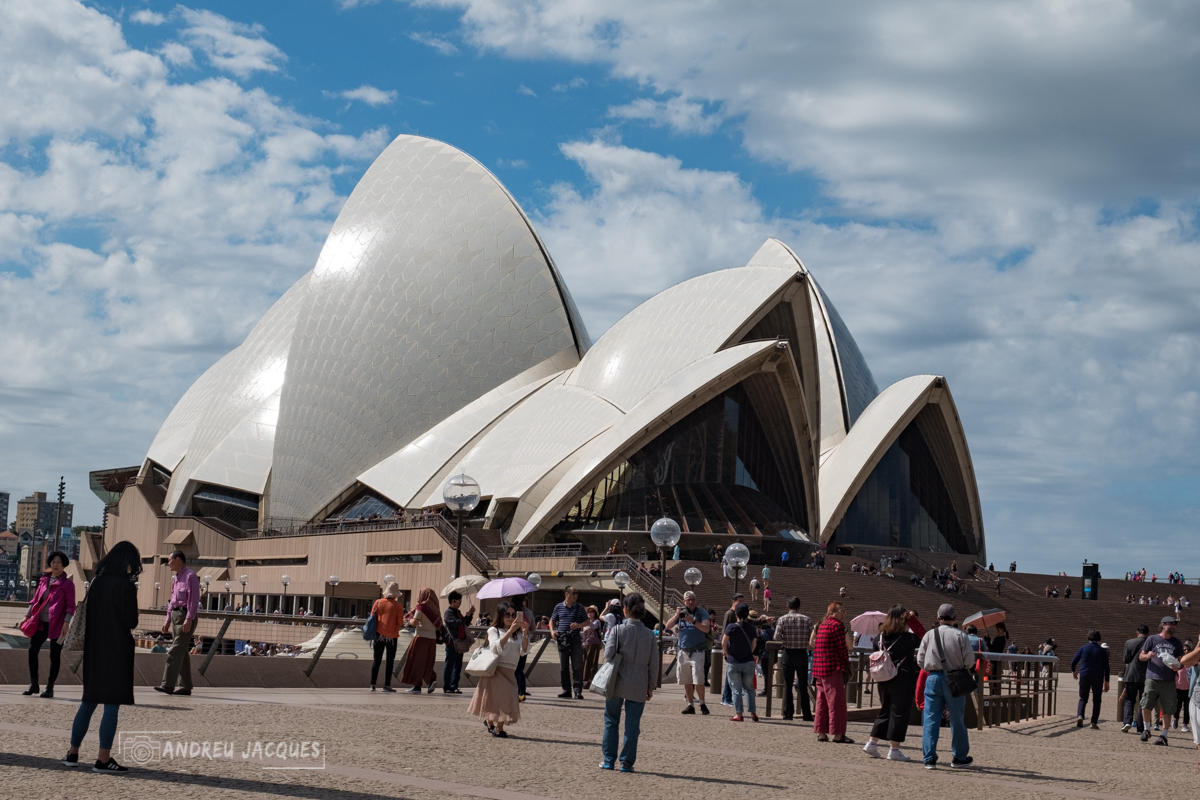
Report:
916,603,976,770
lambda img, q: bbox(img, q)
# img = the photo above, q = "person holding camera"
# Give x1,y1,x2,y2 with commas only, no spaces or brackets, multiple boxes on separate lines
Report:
469,601,528,737
550,585,588,699
442,590,475,694
916,603,975,769
21,550,76,699
62,540,141,774
667,591,711,715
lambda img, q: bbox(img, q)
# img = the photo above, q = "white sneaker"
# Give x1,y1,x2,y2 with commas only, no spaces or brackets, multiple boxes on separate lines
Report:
1182,725,1191,733
862,742,883,758
887,749,911,762
1120,723,1131,733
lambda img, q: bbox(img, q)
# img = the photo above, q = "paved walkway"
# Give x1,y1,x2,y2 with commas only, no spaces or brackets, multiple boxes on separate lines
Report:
1,684,1195,799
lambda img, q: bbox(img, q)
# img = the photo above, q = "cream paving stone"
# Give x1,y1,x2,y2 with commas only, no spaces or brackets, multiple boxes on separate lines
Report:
1,684,1192,800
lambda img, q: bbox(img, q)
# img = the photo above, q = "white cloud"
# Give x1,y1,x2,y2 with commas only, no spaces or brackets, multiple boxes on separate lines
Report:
408,0,1200,570
552,76,586,92
494,157,527,169
159,41,194,67
178,6,286,78
129,9,166,25
535,137,1200,572
608,96,721,134
0,0,386,525
407,31,458,55
517,83,536,97
332,84,398,106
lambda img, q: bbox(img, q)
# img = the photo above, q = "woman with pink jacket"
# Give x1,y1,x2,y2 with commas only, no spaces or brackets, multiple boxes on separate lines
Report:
21,550,77,698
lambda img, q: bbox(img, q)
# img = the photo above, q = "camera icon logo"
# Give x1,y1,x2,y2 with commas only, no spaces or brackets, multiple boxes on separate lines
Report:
119,733,162,766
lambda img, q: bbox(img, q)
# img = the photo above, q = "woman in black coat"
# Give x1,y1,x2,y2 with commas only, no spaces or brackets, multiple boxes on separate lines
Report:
862,604,923,762
62,540,141,774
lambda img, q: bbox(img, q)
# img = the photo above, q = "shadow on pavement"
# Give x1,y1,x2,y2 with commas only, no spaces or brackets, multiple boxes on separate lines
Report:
0,752,401,800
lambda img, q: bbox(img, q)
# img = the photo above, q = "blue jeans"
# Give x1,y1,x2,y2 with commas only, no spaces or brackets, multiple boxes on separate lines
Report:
727,661,757,715
444,645,464,691
602,697,645,767
71,702,120,750
922,672,969,763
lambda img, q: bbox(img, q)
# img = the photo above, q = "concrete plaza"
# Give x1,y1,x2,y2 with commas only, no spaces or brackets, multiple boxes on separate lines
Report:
1,683,1195,800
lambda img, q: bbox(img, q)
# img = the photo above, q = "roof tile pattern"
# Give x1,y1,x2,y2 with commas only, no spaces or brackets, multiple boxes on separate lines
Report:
268,136,587,520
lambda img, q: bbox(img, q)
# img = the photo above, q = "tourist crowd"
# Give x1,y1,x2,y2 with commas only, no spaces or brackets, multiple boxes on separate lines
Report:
19,544,1200,775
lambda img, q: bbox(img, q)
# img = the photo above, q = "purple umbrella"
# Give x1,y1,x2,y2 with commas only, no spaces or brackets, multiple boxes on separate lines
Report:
476,576,538,599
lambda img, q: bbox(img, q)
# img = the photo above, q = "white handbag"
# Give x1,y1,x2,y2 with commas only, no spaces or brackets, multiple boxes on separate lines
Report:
588,653,622,698
464,645,499,677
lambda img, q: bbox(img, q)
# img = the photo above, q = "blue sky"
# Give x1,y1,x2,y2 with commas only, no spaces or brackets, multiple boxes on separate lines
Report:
2,0,1199,576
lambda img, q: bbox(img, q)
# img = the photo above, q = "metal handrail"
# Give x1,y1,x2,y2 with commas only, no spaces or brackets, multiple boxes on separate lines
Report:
974,562,1036,595
487,543,583,559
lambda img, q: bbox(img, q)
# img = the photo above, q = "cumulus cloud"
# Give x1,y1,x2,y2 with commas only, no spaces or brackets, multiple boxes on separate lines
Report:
0,0,386,524
407,31,458,55
552,76,586,92
129,9,166,25
535,138,1200,569
178,6,286,78
330,84,398,106
608,96,721,134
517,83,536,97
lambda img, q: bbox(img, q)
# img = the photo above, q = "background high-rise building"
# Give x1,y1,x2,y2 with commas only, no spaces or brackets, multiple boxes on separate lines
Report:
0,491,8,531
15,491,73,535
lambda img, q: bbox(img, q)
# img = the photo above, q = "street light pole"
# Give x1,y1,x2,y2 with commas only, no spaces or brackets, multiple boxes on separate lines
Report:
281,574,291,617
240,575,248,611
649,518,682,689
442,474,481,581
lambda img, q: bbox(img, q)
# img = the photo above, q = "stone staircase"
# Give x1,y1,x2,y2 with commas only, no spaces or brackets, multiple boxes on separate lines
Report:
661,560,1196,653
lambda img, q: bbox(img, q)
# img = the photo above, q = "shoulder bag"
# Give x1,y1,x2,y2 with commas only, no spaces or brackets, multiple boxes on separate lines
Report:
362,611,378,642
464,638,500,677
934,627,978,697
63,585,88,652
452,620,472,654
588,622,623,699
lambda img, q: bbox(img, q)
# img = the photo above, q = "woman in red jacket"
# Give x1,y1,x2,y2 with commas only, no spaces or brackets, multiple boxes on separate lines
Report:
20,550,76,698
811,600,853,743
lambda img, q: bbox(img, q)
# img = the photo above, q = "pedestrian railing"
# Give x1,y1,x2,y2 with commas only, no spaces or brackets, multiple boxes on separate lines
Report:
730,641,1058,726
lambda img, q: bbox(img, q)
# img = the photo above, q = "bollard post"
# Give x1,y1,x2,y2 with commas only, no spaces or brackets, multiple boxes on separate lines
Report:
709,646,724,697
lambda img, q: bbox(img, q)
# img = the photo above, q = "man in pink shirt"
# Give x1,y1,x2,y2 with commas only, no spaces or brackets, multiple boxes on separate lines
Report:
155,550,200,696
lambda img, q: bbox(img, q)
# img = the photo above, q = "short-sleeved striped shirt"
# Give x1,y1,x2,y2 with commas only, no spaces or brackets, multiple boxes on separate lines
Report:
550,601,587,635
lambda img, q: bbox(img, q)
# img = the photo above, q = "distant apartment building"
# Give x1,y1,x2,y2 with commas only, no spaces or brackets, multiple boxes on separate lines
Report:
0,491,8,531
16,491,73,535
0,529,17,558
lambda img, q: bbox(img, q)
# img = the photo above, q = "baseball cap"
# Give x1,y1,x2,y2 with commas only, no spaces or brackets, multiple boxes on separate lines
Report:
1161,616,1177,625
937,603,956,620
732,592,744,601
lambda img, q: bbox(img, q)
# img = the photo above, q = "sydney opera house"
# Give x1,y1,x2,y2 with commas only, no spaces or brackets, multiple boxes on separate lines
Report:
87,135,984,616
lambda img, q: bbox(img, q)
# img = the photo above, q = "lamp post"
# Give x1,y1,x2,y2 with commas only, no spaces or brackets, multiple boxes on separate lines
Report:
240,574,248,612
202,574,212,610
649,518,682,687
613,571,630,600
154,582,160,608
329,574,339,617
684,566,702,590
281,574,291,617
442,473,481,582
224,581,231,609
526,573,542,590
725,542,750,597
